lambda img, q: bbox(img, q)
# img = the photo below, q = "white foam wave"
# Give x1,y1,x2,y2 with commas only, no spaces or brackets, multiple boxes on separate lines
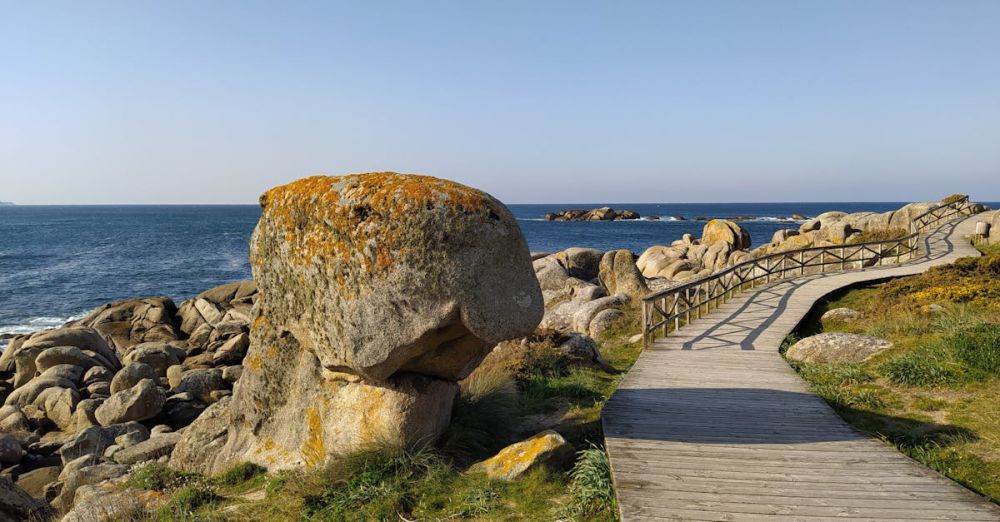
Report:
0,313,87,336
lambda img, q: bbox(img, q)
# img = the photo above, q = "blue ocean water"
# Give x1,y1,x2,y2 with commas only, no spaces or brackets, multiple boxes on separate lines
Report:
2,201,994,336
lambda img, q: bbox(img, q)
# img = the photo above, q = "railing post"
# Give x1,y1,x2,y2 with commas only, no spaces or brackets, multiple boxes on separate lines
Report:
642,300,649,347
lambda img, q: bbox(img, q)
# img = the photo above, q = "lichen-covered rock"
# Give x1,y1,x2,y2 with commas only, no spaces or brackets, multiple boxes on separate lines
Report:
467,430,573,480
171,173,542,474
249,173,541,381
786,332,891,364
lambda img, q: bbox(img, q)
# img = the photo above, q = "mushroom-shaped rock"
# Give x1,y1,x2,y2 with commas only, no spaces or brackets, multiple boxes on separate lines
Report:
170,173,542,475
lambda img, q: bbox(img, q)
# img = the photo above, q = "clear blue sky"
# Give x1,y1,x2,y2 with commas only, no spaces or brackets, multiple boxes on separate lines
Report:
2,1,999,204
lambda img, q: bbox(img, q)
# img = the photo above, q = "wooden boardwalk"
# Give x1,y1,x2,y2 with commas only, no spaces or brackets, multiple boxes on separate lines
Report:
603,213,1000,521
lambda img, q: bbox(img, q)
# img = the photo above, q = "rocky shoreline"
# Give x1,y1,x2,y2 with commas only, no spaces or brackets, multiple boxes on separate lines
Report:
0,175,988,520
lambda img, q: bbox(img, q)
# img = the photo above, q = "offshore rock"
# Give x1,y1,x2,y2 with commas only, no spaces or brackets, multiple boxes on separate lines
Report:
171,173,542,474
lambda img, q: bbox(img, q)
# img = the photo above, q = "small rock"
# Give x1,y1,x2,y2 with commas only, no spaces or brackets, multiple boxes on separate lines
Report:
467,430,574,480
821,307,862,322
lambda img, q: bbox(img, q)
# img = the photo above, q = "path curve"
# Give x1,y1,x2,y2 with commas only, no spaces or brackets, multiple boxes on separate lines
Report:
603,212,1000,521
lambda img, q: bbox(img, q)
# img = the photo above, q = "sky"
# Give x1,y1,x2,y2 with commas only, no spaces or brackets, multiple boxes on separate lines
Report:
2,1,999,204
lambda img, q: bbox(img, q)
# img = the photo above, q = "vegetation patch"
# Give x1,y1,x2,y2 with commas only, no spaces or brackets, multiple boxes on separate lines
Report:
786,245,1000,503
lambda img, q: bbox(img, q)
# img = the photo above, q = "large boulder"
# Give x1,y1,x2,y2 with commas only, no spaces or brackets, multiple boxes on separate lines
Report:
553,247,603,281
598,250,649,301
0,476,54,522
0,327,120,378
786,333,892,364
171,173,542,474
94,379,165,426
71,297,181,354
701,220,751,250
109,362,158,395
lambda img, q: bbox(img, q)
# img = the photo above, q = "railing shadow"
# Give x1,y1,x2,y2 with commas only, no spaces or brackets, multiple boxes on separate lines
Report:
604,387,975,446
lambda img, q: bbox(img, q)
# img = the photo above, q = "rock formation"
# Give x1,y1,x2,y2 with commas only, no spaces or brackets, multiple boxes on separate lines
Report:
170,172,543,474
544,207,640,221
0,278,258,513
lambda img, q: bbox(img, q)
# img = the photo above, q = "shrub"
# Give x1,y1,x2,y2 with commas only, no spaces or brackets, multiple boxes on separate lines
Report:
879,351,956,387
156,485,219,519
950,323,1000,375
127,462,199,492
568,445,616,518
812,384,885,409
213,462,267,486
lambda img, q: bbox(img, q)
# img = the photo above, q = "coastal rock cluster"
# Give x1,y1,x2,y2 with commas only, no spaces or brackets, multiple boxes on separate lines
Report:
0,280,257,513
544,207,640,221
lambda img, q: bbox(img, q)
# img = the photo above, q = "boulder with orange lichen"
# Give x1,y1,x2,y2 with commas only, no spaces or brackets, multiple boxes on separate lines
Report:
466,430,573,480
170,172,542,474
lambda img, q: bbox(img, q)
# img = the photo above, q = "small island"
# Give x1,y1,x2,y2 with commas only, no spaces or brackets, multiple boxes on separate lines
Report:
544,206,640,221
0,201,14,206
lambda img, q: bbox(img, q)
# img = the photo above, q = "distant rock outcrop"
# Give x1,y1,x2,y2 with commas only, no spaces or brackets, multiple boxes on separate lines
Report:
170,173,543,474
544,207,640,221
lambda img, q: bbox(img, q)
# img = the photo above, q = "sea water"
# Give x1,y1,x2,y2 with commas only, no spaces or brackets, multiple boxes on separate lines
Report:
3,202,991,338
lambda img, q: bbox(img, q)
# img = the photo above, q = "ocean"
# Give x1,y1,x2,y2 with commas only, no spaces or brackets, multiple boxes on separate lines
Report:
2,201,993,338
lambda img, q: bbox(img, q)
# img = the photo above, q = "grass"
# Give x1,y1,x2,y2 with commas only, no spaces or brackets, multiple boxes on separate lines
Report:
786,246,1000,503
121,309,642,521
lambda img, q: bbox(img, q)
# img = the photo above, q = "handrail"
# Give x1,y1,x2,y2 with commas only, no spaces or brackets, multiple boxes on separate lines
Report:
640,196,978,346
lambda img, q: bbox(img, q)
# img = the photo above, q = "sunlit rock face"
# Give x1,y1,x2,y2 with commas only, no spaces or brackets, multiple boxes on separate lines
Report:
171,172,543,474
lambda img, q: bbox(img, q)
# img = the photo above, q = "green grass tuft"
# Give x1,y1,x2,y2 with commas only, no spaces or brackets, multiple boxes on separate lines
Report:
213,462,268,487
950,322,1000,375
567,444,617,520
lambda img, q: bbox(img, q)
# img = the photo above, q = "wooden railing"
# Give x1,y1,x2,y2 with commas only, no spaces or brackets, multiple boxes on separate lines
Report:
640,196,978,346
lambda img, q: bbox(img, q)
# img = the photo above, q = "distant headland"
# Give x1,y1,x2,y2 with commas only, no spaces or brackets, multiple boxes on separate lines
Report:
0,201,14,205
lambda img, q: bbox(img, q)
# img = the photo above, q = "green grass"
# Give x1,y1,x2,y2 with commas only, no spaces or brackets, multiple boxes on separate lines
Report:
786,247,1000,504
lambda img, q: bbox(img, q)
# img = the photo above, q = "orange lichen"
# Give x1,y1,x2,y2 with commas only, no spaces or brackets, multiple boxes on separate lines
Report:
257,172,496,278
302,407,325,468
246,353,263,371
